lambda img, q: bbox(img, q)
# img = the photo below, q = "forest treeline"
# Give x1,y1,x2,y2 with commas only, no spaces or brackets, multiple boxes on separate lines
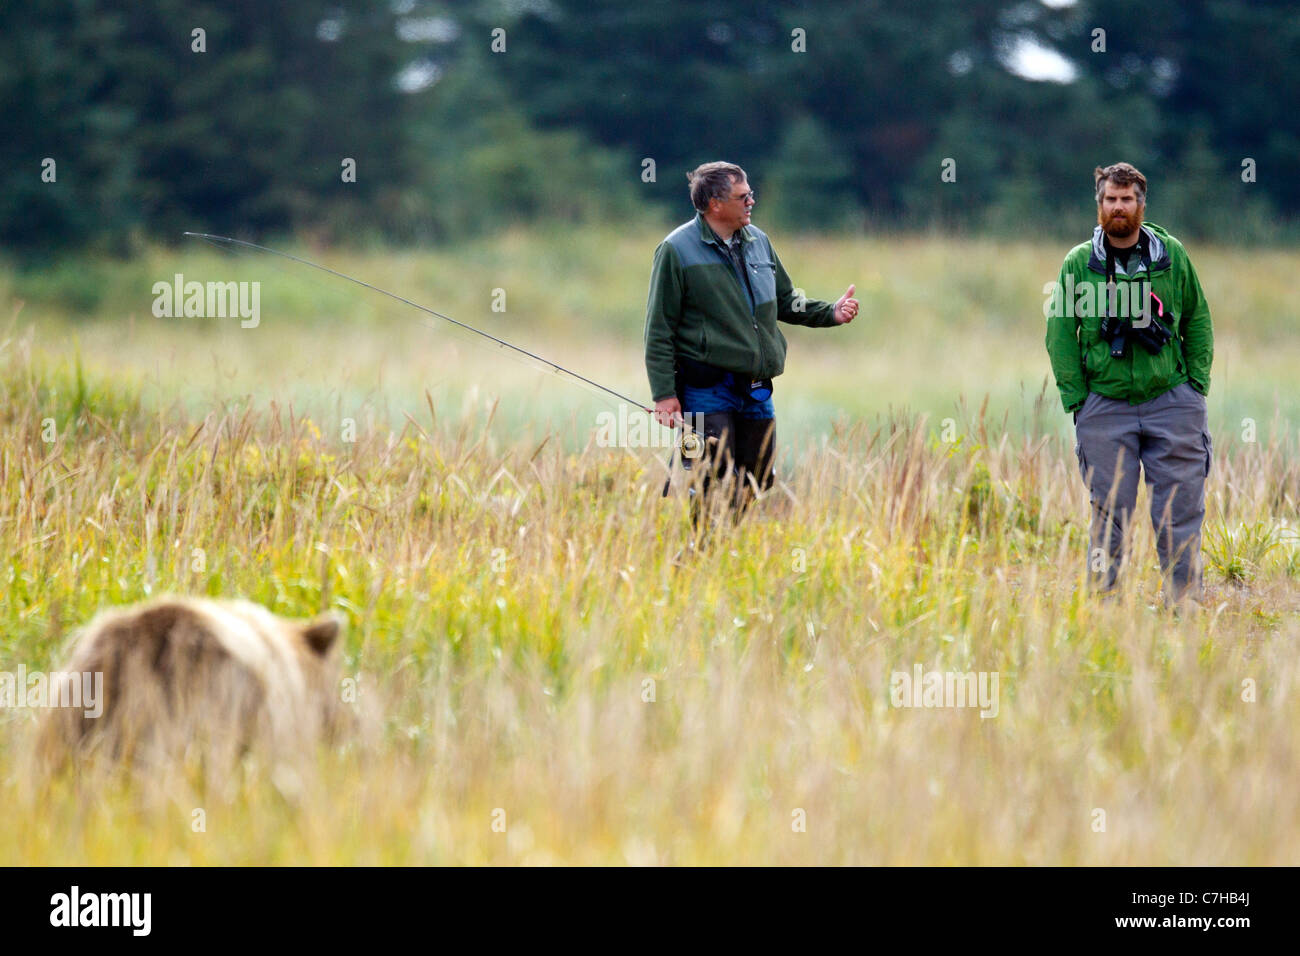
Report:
4,0,1296,252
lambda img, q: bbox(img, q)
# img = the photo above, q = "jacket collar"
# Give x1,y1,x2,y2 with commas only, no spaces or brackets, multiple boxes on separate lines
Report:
1087,223,1170,276
695,211,755,247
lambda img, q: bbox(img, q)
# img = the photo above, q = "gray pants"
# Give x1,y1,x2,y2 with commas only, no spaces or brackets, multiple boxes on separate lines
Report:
1073,382,1212,600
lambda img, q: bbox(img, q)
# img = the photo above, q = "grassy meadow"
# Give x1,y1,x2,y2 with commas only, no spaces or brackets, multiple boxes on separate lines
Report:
1,226,1298,864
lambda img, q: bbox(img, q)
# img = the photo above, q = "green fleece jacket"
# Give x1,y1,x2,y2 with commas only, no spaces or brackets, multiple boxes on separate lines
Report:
644,213,839,402
1045,221,1213,412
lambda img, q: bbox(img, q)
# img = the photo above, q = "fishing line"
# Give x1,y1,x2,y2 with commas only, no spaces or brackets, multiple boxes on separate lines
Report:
182,232,704,460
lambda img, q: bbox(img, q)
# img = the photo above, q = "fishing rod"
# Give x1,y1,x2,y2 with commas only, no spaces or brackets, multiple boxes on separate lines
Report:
183,232,704,460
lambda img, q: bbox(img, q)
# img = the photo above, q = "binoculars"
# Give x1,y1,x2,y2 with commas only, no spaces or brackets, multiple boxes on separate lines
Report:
1100,289,1173,358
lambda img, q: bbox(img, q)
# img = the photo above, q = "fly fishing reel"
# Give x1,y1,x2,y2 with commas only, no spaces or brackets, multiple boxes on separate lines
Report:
680,429,705,460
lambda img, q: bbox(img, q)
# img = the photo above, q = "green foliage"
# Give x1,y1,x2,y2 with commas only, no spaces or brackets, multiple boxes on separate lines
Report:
400,44,646,242
1204,520,1285,585
5,1,1300,251
763,117,859,231
11,259,113,313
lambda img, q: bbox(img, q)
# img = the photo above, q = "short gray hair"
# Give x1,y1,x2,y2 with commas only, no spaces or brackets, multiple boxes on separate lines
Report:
687,162,746,211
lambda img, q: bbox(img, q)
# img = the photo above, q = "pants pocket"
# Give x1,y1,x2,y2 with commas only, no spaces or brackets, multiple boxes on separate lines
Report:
1074,392,1097,480
1202,429,1213,476
1074,390,1095,425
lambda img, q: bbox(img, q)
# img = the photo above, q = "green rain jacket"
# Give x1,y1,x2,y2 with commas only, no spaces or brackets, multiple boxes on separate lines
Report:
1045,221,1213,413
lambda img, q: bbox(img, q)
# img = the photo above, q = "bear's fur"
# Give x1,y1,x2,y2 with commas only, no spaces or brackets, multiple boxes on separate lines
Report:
37,596,345,774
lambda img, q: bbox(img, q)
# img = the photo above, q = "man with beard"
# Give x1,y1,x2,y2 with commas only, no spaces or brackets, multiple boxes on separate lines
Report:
1046,162,1214,605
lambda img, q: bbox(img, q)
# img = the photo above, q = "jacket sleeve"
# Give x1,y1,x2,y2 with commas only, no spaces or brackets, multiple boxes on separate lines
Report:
772,246,837,328
1176,250,1213,396
644,240,684,403
1045,258,1087,413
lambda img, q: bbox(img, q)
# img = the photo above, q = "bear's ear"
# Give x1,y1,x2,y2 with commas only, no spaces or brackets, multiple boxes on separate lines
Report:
301,614,342,657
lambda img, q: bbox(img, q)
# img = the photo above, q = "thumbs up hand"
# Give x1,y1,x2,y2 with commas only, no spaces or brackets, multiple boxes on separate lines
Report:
833,284,858,325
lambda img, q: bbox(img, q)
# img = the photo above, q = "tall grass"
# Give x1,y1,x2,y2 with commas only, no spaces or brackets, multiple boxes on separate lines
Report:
1,318,1297,864
6,226,1298,460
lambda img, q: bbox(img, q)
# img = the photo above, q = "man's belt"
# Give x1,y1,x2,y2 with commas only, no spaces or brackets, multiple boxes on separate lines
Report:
675,356,773,401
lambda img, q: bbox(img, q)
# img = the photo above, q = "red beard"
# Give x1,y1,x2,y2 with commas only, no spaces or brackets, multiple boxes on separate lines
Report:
1099,206,1143,241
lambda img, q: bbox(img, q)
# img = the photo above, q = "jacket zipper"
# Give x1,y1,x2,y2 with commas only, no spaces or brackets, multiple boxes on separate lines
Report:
739,246,764,373
716,236,764,375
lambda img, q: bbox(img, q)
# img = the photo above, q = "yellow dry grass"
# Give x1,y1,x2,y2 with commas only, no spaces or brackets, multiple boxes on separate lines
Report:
1,231,1297,864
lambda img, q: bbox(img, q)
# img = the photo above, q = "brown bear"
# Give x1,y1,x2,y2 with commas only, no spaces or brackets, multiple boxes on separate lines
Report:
36,596,345,775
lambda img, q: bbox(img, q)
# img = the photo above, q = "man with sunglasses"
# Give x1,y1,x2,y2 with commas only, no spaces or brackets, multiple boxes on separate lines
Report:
645,161,858,521
1045,162,1214,605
